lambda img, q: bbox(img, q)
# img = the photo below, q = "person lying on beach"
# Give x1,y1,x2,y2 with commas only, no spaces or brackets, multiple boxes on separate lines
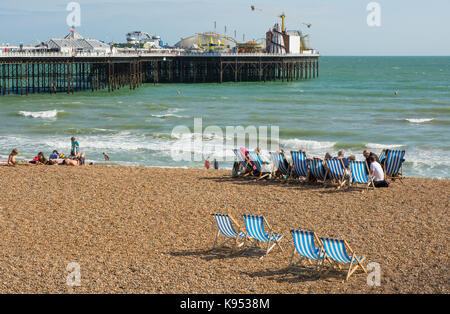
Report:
369,156,389,188
49,150,59,160
8,149,19,166
63,152,86,166
29,152,48,165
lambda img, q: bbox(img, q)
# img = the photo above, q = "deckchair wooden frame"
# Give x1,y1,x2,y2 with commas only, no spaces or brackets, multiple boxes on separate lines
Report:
321,239,367,282
211,213,247,254
242,215,284,260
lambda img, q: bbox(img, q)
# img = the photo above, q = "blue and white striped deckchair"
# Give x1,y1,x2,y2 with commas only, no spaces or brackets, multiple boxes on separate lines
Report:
350,160,374,189
289,230,324,272
211,213,246,253
326,158,348,189
270,151,291,180
290,151,309,179
242,214,283,259
248,151,270,180
232,149,252,176
308,159,327,182
384,150,406,182
379,149,386,163
320,237,367,281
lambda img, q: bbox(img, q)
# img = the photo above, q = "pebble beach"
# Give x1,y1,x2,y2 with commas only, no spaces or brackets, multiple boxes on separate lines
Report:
0,165,448,293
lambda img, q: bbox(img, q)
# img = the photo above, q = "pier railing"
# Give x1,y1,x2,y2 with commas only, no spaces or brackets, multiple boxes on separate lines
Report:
0,51,320,58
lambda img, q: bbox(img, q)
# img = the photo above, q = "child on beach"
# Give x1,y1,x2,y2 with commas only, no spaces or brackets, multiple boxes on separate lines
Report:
205,157,210,169
7,149,19,166
71,137,80,155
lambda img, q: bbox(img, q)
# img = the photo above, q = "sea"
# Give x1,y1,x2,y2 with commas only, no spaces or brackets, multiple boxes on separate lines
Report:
0,56,449,178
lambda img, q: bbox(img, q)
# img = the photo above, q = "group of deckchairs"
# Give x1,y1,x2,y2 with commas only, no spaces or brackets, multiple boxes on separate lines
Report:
233,148,406,189
211,213,366,281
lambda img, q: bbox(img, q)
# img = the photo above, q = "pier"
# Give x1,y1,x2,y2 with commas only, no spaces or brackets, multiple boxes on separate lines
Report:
0,52,319,95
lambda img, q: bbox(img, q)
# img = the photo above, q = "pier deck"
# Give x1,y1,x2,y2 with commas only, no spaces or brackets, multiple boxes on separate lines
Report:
0,52,319,95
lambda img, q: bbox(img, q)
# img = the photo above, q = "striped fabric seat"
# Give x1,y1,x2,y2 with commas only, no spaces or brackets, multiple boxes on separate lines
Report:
211,214,246,253
270,152,290,177
326,159,345,180
291,230,323,260
326,158,348,188
248,152,264,173
248,151,270,179
243,215,281,242
321,238,363,264
233,148,246,163
291,151,308,178
242,214,283,259
350,160,372,185
213,214,246,239
309,159,326,180
379,149,386,162
385,150,406,178
232,149,252,175
320,237,367,281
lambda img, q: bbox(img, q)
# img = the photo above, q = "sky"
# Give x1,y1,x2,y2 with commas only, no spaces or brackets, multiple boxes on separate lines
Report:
0,0,449,56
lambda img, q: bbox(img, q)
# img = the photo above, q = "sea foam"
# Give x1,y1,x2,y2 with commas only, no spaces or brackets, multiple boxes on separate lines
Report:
19,109,60,119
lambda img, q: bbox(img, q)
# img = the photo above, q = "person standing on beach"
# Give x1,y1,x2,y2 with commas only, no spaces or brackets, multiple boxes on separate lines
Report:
214,158,219,170
71,137,80,155
205,157,210,170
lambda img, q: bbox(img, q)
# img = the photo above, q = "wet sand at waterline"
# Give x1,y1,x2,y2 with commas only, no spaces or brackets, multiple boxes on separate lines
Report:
0,166,448,293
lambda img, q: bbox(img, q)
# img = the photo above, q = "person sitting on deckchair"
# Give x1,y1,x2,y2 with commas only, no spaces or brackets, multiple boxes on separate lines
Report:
8,149,19,166
369,156,389,188
363,150,379,167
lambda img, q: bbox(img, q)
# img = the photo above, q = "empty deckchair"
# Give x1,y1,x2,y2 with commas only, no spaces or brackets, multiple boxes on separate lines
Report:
290,151,309,180
326,158,348,189
308,159,327,183
232,148,253,176
211,213,246,253
289,230,324,272
384,150,406,182
248,151,270,180
270,151,291,180
350,160,374,190
320,237,367,281
242,214,283,259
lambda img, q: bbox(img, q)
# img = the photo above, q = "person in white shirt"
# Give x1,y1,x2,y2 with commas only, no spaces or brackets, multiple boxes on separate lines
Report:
369,156,389,187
